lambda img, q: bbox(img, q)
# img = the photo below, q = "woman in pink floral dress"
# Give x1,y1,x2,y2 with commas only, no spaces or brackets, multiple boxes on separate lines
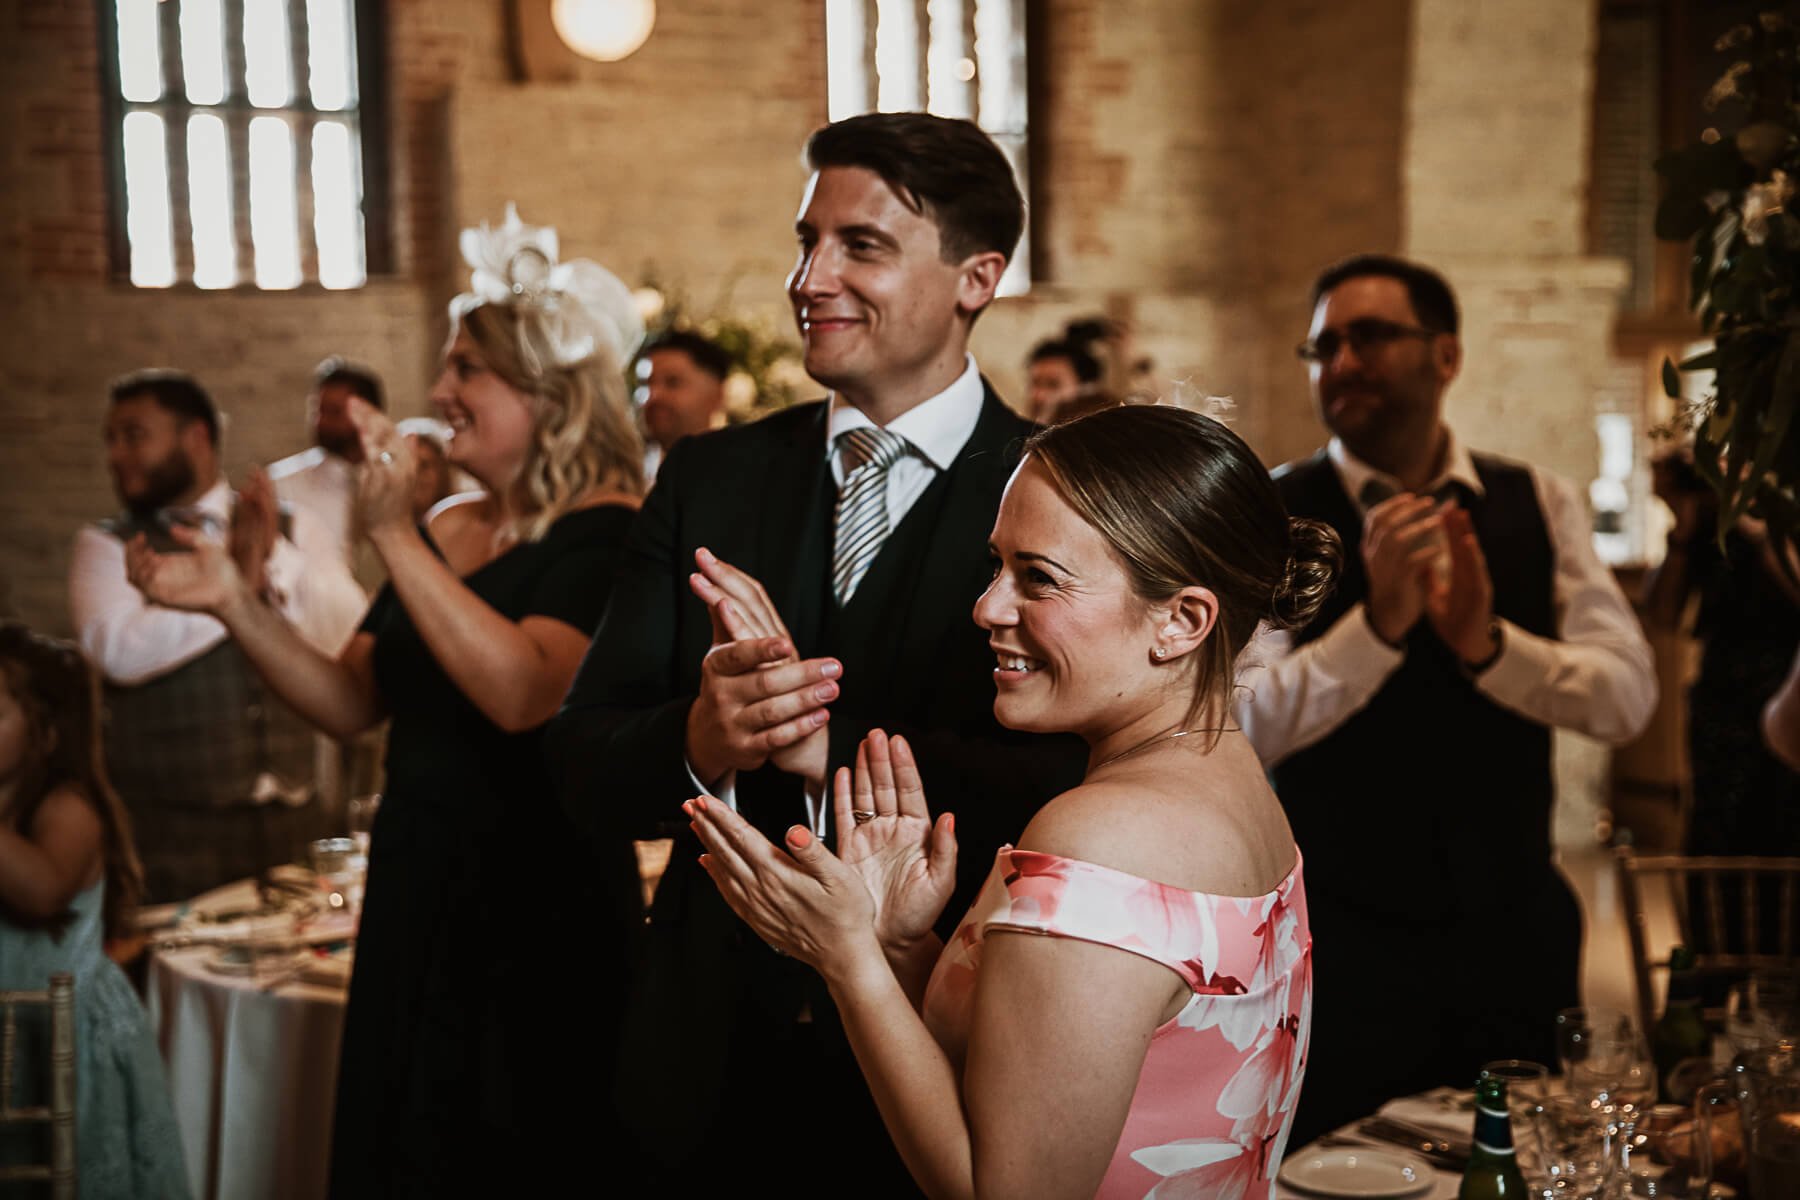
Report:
687,405,1338,1198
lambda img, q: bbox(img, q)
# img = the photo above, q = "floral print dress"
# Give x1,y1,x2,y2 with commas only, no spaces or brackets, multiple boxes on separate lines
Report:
921,846,1311,1200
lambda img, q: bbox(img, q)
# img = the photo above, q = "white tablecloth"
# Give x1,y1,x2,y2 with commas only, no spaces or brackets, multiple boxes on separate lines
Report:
145,879,349,1200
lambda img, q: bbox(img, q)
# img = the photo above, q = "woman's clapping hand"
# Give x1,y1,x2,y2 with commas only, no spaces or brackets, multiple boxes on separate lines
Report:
685,729,957,979
832,730,956,955
685,794,878,976
349,397,418,538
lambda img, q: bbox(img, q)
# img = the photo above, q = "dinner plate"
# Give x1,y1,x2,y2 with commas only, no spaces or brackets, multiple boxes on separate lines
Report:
202,946,311,978
1278,1147,1435,1197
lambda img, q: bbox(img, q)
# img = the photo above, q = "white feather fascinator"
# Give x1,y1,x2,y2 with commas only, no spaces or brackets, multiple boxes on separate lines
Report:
448,204,644,375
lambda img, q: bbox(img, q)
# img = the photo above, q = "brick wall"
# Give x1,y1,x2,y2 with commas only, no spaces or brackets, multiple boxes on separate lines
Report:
1,0,1623,645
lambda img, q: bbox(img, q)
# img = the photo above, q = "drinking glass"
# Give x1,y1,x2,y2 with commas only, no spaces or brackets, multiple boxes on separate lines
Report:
1558,1007,1635,1079
1571,1033,1656,1197
1726,967,1800,1053
1690,1080,1741,1198
347,792,381,859
1481,1060,1552,1185
310,836,360,914
1538,1091,1612,1199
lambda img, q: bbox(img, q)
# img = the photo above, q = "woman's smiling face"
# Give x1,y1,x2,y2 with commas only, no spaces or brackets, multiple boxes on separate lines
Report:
429,326,537,489
973,458,1168,740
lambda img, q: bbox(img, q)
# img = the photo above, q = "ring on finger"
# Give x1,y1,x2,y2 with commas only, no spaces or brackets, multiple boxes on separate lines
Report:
851,809,876,825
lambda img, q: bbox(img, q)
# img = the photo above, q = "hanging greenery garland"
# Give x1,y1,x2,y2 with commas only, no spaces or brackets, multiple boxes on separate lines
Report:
1657,11,1800,556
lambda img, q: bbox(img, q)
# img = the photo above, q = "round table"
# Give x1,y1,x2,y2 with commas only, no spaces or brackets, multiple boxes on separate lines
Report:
145,877,351,1200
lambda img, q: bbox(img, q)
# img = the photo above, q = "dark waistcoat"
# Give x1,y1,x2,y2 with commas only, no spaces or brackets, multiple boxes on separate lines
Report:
730,454,977,1023
1270,451,1557,924
97,513,318,812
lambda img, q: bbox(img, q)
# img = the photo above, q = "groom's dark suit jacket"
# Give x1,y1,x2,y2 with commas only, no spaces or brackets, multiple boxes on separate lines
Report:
548,385,1085,1173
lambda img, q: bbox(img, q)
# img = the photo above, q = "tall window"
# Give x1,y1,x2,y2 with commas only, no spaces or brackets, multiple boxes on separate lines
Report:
98,0,385,290
825,0,1031,296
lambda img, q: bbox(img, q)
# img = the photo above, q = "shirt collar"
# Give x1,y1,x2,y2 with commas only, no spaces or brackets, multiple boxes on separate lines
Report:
825,355,984,472
194,478,234,521
1327,427,1483,513
150,478,232,535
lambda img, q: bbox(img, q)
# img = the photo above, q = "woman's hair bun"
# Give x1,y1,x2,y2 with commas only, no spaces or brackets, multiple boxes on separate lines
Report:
1270,517,1341,630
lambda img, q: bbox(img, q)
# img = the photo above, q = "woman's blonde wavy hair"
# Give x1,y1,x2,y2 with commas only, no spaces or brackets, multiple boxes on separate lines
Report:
459,301,645,542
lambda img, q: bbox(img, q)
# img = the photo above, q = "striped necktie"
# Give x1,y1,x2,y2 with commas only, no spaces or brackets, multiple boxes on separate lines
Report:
832,426,911,605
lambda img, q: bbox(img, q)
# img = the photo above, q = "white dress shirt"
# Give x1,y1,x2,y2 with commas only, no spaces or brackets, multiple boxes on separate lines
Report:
1235,432,1658,766
69,479,368,686
269,447,358,566
694,356,989,836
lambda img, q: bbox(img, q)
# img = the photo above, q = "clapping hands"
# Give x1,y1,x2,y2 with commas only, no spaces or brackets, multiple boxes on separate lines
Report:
1362,493,1496,666
348,397,417,538
831,730,956,953
685,548,839,788
685,729,957,977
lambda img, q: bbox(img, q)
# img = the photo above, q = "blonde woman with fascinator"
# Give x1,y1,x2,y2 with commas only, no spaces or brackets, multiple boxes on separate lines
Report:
127,206,647,1195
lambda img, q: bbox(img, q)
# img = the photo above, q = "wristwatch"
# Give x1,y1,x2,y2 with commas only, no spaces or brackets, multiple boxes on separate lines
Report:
1461,618,1504,677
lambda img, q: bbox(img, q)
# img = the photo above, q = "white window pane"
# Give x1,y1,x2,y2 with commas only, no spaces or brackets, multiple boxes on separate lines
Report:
874,0,919,112
927,0,971,119
122,112,175,287
307,0,357,111
994,134,1029,297
973,0,1022,132
179,0,228,105
312,121,365,289
243,0,292,108
187,115,237,289
826,0,868,122
248,116,301,289
116,0,162,102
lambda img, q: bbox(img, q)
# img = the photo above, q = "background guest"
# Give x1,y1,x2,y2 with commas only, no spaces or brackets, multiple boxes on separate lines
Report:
686,405,1333,1199
395,415,461,524
636,328,733,481
125,209,647,1197
268,355,386,580
1240,254,1657,1145
1024,335,1101,422
69,370,364,901
1645,449,1800,951
0,622,189,1198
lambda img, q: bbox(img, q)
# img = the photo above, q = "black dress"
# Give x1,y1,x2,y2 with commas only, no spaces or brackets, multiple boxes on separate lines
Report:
328,504,639,1198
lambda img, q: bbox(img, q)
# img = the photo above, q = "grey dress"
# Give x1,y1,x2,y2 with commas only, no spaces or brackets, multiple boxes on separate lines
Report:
0,880,190,1199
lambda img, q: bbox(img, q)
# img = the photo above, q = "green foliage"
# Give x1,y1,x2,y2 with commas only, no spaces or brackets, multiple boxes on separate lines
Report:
1658,9,1800,558
634,273,809,420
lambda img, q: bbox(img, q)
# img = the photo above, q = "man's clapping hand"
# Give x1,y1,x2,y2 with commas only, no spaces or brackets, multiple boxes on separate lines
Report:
685,548,839,788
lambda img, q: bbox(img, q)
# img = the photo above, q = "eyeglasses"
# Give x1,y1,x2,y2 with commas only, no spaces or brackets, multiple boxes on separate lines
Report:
1296,318,1440,364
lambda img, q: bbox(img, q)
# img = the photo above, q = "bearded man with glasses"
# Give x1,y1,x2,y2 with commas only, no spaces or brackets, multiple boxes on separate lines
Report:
1237,254,1658,1147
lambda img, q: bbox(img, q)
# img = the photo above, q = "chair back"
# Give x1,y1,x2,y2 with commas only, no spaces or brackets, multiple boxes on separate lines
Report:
0,971,75,1200
1615,847,1800,1033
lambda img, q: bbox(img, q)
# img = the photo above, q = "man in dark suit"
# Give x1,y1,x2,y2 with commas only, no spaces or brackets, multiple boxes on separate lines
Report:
549,113,1084,1194
1239,255,1656,1146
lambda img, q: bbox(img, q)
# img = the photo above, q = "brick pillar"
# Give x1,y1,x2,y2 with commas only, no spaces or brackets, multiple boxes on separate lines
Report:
1403,0,1630,857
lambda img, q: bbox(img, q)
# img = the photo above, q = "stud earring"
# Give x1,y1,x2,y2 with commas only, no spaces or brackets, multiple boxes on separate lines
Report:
1153,647,1168,660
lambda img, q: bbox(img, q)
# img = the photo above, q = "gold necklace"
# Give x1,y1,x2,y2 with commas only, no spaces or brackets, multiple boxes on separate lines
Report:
1093,726,1222,771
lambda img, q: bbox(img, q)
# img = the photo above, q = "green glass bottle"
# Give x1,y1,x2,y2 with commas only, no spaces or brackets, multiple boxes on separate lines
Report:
1459,1075,1529,1199
1650,944,1709,1103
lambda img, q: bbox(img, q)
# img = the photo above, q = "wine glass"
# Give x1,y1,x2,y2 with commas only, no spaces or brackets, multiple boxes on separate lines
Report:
1570,1031,1656,1196
1556,1006,1634,1079
347,792,381,858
